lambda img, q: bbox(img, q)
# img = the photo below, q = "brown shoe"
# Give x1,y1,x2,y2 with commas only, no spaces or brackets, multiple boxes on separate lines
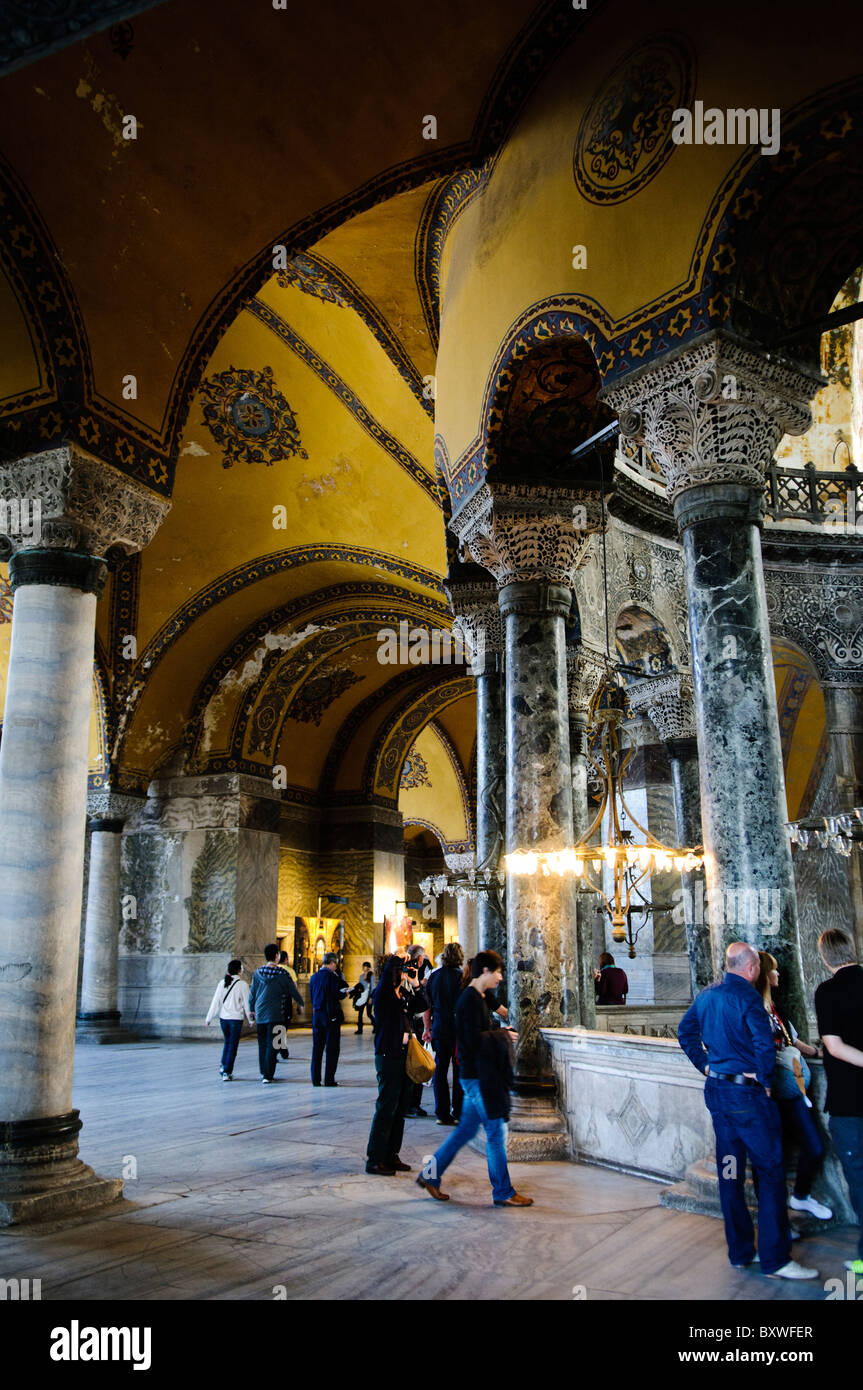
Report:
494,1192,533,1207
416,1175,450,1201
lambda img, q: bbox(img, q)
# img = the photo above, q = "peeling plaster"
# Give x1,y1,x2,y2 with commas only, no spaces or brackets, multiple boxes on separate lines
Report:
198,624,325,753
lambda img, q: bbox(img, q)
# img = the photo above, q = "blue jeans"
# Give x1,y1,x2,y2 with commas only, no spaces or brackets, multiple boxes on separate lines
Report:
425,1077,515,1202
777,1095,824,1198
219,1018,243,1075
829,1115,863,1261
704,1076,791,1274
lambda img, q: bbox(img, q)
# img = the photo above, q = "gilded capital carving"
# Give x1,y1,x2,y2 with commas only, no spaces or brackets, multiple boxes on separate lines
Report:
566,644,608,716
0,445,170,558
604,336,817,503
626,671,696,741
449,482,603,588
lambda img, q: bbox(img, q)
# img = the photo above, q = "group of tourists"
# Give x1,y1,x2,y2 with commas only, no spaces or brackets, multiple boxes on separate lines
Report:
203,924,863,1248
678,928,863,1282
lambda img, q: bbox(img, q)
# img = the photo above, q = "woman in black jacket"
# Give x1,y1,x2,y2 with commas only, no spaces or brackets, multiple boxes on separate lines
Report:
365,955,414,1176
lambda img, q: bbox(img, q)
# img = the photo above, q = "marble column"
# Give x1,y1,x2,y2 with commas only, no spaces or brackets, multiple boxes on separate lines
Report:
822,683,863,962
452,483,602,1109
77,792,142,1043
455,895,478,958
567,645,607,1029
447,567,506,959
607,337,817,1033
0,445,168,1224
627,672,712,994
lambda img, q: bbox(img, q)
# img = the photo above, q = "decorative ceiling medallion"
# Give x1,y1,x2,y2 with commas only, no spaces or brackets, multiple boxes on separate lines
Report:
573,33,696,206
400,749,432,791
290,667,363,726
199,365,308,468
276,254,348,307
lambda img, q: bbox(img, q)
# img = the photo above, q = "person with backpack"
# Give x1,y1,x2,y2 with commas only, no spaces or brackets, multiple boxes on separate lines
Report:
205,959,252,1081
352,961,375,1033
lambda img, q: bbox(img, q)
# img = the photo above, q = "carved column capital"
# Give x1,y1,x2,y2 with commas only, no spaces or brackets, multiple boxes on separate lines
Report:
604,335,818,514
86,791,143,830
566,645,608,717
0,445,170,560
444,851,476,877
445,570,503,675
449,482,603,588
626,671,697,742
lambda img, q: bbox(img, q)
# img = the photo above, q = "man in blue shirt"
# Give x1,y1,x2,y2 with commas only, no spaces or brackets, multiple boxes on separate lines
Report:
678,941,817,1280
309,953,349,1086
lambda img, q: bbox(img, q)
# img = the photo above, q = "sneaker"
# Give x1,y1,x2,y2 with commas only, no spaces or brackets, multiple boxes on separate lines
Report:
221,1073,232,1082
436,1116,457,1126
731,1253,760,1268
261,1077,273,1085
765,1259,819,1280
789,1193,833,1220
844,1258,863,1274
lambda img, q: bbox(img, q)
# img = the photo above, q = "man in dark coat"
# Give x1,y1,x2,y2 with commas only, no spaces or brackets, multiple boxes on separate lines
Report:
309,952,348,1086
425,941,465,1124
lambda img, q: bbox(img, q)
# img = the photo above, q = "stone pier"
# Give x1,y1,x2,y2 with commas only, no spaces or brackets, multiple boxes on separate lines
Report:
0,445,168,1224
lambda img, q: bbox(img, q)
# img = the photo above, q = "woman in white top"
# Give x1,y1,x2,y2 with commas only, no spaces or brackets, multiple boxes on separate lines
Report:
205,959,252,1081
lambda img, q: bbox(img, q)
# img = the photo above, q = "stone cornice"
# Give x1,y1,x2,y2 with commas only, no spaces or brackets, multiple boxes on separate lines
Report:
0,445,170,559
603,335,817,504
86,791,143,825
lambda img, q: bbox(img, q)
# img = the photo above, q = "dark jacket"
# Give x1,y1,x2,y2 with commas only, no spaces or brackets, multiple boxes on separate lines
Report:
309,967,348,1022
249,965,292,1024
678,972,776,1088
426,965,462,1047
279,967,304,1022
597,965,628,1005
372,958,412,1059
455,987,512,1119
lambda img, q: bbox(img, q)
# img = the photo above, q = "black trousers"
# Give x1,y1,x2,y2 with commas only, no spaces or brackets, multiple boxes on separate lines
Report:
311,1015,341,1084
432,1040,462,1120
367,1053,413,1165
257,1022,279,1080
355,1001,373,1031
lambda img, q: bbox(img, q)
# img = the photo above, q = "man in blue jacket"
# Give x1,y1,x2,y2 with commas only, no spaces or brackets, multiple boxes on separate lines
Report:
249,943,294,1084
678,940,817,1280
309,952,349,1086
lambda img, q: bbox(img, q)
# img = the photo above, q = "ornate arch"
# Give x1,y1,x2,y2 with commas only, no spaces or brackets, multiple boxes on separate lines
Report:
367,674,475,804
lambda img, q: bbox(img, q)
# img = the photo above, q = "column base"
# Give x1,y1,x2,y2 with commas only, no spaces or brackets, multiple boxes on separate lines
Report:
0,1111,123,1227
469,1088,571,1162
75,1010,139,1045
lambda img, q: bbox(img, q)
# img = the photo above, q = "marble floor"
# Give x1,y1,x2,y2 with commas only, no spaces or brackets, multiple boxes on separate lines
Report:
1,1031,857,1301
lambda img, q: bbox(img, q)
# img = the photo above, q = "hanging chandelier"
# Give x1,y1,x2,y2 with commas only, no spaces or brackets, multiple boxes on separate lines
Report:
786,811,863,857
505,671,703,955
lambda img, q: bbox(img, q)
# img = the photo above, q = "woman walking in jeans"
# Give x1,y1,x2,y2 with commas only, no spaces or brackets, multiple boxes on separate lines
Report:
416,950,532,1207
205,959,252,1080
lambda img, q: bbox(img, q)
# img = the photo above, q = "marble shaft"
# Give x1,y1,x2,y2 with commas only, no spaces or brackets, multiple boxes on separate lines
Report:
500,581,579,1085
680,494,807,1029
475,658,506,959
667,736,712,992
0,576,97,1120
79,827,123,1022
822,684,863,962
571,709,597,1028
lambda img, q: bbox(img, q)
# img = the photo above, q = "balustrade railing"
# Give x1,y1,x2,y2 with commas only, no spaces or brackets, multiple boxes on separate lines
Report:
615,442,863,531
